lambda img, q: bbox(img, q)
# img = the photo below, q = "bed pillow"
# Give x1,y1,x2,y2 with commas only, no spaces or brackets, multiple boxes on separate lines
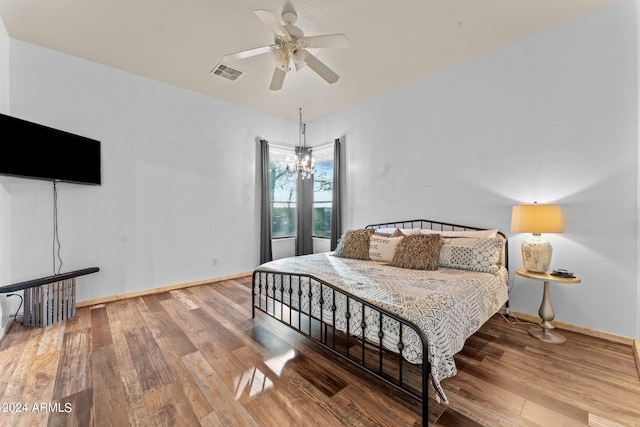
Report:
334,229,375,260
374,228,403,237
373,227,419,236
439,237,503,273
400,228,422,235
369,234,404,262
421,228,499,238
389,234,443,270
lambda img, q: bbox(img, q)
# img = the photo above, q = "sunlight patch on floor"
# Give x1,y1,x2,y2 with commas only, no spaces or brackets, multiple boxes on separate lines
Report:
234,367,274,399
233,349,295,399
265,349,296,377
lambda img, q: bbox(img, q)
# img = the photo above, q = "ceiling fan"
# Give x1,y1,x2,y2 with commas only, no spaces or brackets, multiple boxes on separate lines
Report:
222,7,350,91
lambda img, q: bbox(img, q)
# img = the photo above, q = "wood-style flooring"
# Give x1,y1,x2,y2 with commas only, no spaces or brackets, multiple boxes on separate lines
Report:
0,276,639,426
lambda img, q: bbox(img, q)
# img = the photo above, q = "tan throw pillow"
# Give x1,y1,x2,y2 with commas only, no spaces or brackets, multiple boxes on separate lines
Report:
369,234,404,262
390,234,443,270
334,229,375,260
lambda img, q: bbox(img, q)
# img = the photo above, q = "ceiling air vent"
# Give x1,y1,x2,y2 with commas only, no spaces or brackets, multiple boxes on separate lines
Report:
211,63,243,81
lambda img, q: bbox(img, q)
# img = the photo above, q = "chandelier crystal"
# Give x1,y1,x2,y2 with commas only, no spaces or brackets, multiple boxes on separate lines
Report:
286,107,315,179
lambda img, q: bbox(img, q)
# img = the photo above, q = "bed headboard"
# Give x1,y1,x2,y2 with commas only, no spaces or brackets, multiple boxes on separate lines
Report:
365,219,509,271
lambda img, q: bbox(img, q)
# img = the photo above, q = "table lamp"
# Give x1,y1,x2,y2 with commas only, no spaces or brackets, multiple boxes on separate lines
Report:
511,203,564,273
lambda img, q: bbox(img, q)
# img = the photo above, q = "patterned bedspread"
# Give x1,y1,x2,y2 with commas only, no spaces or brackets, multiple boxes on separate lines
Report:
255,252,509,402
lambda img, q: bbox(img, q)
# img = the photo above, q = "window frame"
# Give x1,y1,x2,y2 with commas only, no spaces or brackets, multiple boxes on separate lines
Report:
269,146,298,239
311,145,334,239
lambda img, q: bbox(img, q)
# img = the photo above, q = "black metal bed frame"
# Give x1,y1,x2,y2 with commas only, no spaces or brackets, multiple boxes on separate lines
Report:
252,219,509,426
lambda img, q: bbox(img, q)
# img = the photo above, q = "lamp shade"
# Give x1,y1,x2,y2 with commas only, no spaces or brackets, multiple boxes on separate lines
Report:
511,204,564,234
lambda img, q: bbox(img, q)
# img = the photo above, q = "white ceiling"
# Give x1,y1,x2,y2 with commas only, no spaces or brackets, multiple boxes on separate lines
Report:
0,0,620,122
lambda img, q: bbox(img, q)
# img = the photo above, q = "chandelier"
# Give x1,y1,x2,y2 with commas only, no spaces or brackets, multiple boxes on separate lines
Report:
286,107,315,179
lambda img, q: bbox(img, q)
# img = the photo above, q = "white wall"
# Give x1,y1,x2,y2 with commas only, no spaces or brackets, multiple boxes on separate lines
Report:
637,0,640,341
6,39,297,304
310,0,639,339
0,17,8,113
0,16,13,332
0,182,10,331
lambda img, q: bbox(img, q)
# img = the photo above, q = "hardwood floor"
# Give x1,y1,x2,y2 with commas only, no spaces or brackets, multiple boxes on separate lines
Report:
0,276,639,426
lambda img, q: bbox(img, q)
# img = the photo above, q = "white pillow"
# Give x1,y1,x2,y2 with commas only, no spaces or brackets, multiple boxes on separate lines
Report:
420,228,499,238
369,234,404,262
400,228,422,235
374,227,402,237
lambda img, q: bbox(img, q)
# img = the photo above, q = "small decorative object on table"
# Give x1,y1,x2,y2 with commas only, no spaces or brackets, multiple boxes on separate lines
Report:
551,269,575,278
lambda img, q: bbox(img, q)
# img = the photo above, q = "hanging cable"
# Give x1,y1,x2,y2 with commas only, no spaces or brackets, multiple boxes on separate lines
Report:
53,181,63,274
6,293,24,333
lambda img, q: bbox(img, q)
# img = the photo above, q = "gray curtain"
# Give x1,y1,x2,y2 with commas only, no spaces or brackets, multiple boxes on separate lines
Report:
295,146,314,256
330,138,343,251
259,139,273,264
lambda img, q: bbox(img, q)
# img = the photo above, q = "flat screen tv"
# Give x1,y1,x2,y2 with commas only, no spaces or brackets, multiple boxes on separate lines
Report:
0,113,101,185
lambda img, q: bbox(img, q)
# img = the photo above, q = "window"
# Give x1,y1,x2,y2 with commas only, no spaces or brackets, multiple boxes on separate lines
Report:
269,146,297,238
268,144,334,239
312,145,334,238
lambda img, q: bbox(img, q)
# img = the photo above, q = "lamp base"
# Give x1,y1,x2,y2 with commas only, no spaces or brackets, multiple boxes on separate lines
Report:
528,327,566,344
521,234,552,273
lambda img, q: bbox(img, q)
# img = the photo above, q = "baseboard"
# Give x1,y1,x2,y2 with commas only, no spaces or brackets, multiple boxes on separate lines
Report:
76,272,252,308
634,340,640,379
508,310,634,346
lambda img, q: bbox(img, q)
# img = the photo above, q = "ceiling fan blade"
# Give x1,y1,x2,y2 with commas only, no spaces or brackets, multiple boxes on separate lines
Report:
254,10,289,38
300,34,350,49
270,67,286,91
303,51,339,84
222,45,273,62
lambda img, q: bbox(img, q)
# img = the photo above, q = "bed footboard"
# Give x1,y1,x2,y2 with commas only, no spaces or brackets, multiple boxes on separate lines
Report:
252,269,430,425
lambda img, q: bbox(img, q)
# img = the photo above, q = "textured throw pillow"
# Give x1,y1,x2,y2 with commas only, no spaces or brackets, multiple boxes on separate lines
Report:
369,234,404,262
334,229,375,260
439,237,503,273
389,234,443,270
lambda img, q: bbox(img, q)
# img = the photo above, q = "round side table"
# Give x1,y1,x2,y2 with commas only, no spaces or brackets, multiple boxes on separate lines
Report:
516,268,581,344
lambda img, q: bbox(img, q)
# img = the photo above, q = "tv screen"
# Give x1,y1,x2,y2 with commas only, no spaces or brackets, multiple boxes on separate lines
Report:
0,113,101,185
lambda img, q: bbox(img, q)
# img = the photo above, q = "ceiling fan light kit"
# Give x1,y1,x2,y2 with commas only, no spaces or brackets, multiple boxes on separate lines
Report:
222,8,350,90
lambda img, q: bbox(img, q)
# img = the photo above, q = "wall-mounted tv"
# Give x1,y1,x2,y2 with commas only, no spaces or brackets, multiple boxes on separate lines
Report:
0,113,101,185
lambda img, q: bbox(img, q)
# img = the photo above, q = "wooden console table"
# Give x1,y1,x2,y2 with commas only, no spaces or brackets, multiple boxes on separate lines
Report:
0,267,99,327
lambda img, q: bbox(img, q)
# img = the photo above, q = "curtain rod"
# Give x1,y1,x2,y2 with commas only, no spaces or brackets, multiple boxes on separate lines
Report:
264,140,335,151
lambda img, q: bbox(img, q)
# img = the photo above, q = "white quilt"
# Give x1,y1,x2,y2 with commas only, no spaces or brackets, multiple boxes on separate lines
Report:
255,252,509,402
